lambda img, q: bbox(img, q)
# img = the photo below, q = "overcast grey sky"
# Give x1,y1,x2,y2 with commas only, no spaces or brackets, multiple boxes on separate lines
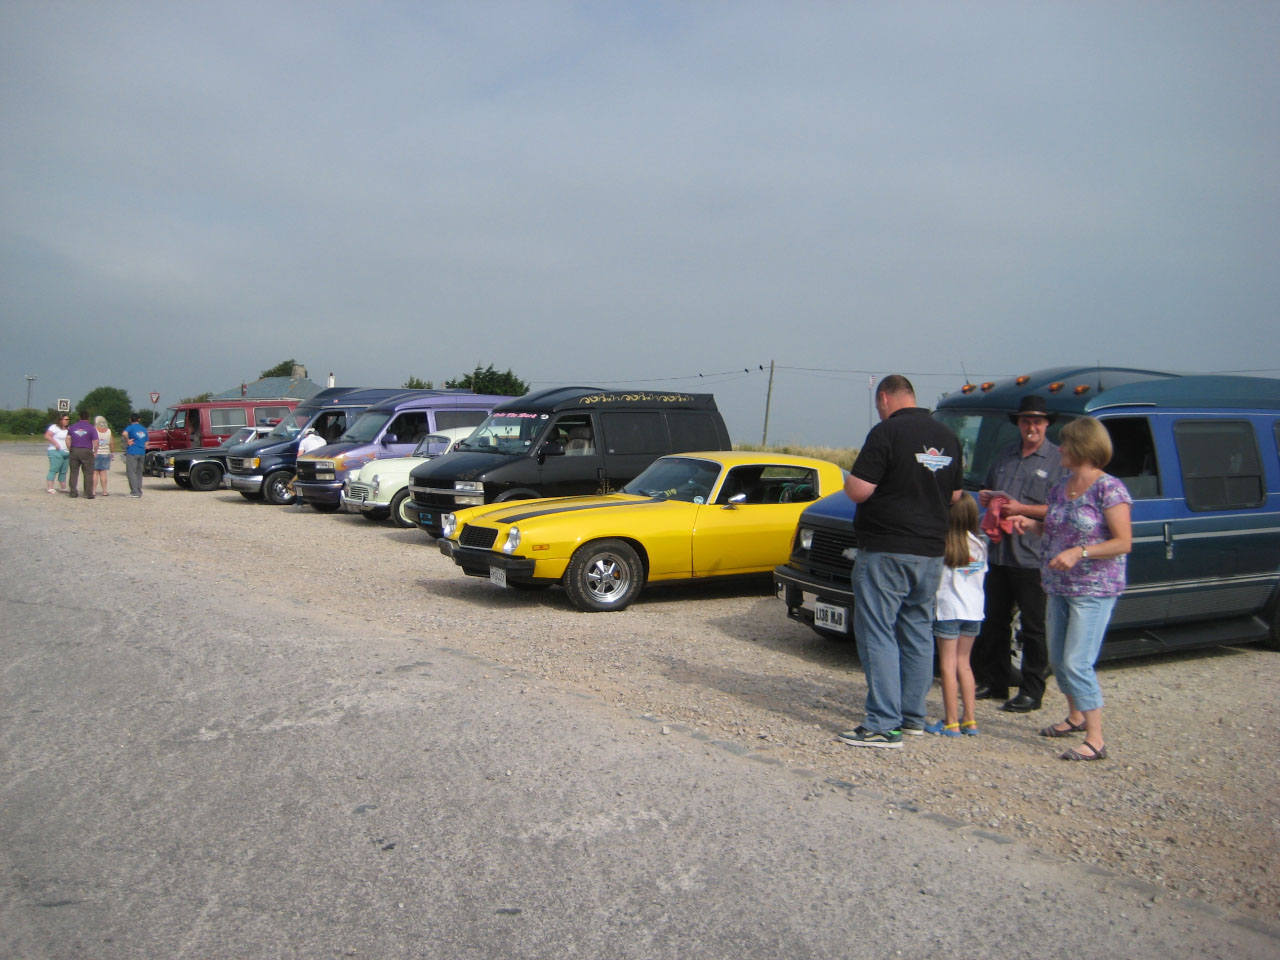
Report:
2,1,1277,444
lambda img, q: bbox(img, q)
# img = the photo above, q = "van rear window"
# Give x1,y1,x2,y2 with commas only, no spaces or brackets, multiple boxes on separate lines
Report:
1173,420,1265,511
667,412,720,452
436,410,489,431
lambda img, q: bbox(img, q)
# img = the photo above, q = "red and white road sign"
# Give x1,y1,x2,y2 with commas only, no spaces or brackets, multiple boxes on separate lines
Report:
150,392,160,404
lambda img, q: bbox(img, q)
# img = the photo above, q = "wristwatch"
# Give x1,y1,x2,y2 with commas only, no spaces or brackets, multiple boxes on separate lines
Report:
1080,545,1089,559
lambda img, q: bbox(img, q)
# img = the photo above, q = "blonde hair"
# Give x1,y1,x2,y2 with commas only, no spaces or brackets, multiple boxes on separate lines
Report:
943,494,979,568
1059,416,1112,468
94,416,110,431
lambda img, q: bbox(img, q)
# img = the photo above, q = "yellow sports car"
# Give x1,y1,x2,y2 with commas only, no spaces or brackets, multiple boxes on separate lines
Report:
437,451,846,611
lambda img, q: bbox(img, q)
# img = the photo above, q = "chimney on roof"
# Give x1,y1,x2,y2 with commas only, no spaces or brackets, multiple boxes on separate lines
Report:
327,372,335,388
292,364,307,379
241,382,247,397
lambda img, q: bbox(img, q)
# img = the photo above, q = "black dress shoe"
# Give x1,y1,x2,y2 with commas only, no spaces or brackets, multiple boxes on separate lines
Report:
974,684,1009,701
1000,694,1043,713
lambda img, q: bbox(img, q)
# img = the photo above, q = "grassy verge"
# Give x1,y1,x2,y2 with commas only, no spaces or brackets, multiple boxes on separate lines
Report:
0,434,45,444
733,442,858,471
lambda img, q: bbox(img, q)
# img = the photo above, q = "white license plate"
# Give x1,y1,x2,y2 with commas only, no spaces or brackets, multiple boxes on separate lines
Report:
814,601,848,633
489,566,507,588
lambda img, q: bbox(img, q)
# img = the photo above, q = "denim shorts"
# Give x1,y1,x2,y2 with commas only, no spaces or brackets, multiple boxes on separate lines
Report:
933,619,983,640
94,454,111,470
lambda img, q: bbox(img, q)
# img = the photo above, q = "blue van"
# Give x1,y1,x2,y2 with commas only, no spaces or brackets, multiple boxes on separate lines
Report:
773,367,1280,659
227,388,412,505
292,390,504,511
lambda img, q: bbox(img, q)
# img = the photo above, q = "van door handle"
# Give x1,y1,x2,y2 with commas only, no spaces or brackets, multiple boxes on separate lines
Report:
1163,522,1174,560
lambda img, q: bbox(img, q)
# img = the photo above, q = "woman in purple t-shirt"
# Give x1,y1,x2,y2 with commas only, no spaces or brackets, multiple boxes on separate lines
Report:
1012,417,1131,761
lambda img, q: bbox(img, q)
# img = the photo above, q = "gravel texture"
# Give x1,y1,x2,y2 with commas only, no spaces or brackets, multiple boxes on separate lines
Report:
13,445,1278,925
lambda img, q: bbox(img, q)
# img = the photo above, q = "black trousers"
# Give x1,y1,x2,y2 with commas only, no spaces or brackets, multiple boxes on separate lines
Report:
972,564,1048,701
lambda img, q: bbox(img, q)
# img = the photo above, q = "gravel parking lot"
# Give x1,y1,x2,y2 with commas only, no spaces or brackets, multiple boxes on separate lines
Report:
11,444,1278,926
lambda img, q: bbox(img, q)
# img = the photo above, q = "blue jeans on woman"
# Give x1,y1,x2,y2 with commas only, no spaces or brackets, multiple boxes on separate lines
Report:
1046,594,1118,712
852,551,944,734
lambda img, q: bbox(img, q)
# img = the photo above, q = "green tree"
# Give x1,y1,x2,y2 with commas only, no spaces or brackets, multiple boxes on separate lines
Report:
76,386,132,431
444,364,528,397
403,376,434,389
0,407,53,435
180,392,214,403
132,408,157,427
260,359,300,378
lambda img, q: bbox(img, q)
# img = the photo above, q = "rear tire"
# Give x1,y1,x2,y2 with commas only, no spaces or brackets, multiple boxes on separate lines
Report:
264,470,295,506
563,539,644,612
389,489,415,528
189,463,222,491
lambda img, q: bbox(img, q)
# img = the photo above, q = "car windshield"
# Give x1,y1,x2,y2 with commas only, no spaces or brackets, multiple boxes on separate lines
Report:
454,411,548,455
412,434,458,457
932,410,1069,489
267,408,318,440
622,457,722,503
340,411,392,443
220,427,256,449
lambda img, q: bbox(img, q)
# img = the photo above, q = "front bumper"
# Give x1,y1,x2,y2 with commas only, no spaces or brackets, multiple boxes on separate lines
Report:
341,492,388,514
438,540,543,582
229,473,265,491
773,563,855,634
294,480,342,505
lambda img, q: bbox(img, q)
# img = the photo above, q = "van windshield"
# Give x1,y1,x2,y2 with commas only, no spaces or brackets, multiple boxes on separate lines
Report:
154,408,178,430
932,410,1069,489
454,411,547,455
340,411,392,443
267,408,319,440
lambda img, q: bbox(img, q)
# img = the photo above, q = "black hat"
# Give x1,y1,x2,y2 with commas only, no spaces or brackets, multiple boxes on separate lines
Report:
1009,395,1054,424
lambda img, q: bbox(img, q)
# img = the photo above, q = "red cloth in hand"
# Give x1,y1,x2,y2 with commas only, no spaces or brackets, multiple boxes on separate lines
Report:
981,496,1015,542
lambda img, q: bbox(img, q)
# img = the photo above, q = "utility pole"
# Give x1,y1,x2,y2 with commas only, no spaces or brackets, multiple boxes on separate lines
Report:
25,374,36,409
760,359,775,445
867,375,876,436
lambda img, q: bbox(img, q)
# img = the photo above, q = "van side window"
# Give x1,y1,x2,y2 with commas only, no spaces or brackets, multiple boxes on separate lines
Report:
555,415,595,455
173,411,187,429
601,412,666,455
1173,420,1264,511
389,412,429,443
255,405,290,424
1102,416,1161,500
209,408,248,429
667,412,719,452
313,412,347,443
436,409,489,431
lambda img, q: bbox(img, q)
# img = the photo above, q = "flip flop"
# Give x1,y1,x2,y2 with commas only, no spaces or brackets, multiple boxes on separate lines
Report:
1040,718,1086,738
1060,741,1107,761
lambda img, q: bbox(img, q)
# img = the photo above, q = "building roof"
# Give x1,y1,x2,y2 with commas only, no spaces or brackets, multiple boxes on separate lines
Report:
211,377,324,400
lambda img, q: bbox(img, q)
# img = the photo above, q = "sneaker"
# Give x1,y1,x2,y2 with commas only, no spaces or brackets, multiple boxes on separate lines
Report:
837,726,903,749
900,721,925,736
925,720,962,738
130,494,142,498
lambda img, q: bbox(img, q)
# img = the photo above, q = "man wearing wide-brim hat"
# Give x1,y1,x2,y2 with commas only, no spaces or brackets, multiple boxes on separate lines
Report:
973,395,1068,712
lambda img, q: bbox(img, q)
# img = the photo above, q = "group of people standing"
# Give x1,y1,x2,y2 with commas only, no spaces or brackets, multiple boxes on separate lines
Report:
839,376,1132,763
45,411,148,498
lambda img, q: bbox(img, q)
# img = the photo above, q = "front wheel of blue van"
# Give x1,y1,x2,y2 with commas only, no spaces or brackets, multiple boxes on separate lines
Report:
564,539,643,612
1266,601,1280,651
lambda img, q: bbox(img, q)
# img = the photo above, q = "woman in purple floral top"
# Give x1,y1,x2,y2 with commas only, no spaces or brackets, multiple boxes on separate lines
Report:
1012,417,1131,761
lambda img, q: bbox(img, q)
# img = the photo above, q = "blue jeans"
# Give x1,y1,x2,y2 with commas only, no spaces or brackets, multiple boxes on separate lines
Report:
1046,594,1117,712
852,551,945,733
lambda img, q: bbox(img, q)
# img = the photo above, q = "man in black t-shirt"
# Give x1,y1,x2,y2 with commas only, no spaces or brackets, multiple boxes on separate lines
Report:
838,375,963,749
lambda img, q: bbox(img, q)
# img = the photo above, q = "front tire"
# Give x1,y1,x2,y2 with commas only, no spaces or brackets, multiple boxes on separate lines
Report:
389,489,416,528
174,476,192,489
264,470,295,506
563,539,644,612
189,463,222,491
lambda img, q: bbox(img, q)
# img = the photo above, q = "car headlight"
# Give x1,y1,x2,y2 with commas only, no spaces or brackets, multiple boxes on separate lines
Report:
455,480,483,493
248,456,260,469
441,513,458,539
370,474,380,495
799,528,814,550
165,456,174,466
502,526,521,554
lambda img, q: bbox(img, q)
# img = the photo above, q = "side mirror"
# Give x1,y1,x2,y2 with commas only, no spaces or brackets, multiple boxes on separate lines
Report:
542,440,565,457
382,432,399,445
723,492,747,509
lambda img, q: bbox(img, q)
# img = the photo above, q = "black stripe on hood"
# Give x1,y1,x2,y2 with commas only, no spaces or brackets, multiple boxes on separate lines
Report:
497,497,666,524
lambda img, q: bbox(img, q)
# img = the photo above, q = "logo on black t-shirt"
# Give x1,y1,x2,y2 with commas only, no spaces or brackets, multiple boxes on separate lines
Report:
915,447,953,472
